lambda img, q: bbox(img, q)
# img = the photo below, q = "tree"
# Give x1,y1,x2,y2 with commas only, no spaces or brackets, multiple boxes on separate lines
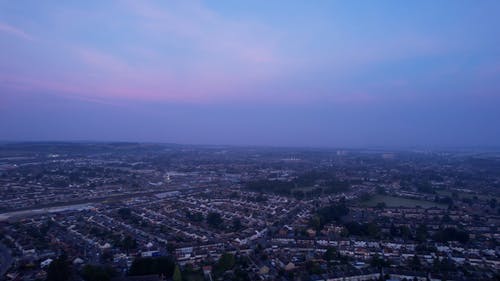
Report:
245,180,294,195
305,260,324,274
234,267,251,281
416,224,428,242
292,190,305,200
417,182,434,194
121,235,137,254
217,253,235,272
399,225,411,239
118,208,132,219
359,192,372,202
376,186,386,195
323,247,336,261
81,265,115,281
128,257,175,277
308,215,322,231
489,198,497,209
46,255,71,281
186,211,204,222
172,265,182,281
100,250,113,263
434,227,469,244
370,254,390,268
232,218,242,231
255,193,268,202
206,212,223,229
343,221,380,238
390,223,398,237
312,203,349,231
409,255,421,270
433,257,456,272
366,222,381,238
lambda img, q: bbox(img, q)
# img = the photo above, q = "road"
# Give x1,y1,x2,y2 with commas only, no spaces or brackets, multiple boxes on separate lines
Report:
0,186,203,221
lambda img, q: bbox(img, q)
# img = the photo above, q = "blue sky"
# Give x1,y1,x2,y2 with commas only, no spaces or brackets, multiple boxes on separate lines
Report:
1,1,500,147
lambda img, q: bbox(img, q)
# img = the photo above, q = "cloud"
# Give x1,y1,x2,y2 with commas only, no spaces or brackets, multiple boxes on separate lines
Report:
0,22,34,41
0,1,494,107
0,73,134,109
125,1,282,66
76,47,133,74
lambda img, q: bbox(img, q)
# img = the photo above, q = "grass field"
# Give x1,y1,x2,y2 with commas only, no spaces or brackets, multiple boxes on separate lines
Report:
436,190,498,201
361,195,446,208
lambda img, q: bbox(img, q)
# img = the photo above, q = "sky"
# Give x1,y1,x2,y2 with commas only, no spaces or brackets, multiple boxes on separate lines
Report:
1,0,500,148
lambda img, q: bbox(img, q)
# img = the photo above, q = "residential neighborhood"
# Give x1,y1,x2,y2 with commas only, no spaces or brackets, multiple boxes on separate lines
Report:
0,143,499,280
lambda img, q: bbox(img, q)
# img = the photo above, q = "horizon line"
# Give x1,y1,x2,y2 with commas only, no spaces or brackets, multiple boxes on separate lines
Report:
1,139,500,152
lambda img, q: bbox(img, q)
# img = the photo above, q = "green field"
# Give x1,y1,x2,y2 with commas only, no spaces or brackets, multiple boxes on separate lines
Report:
361,195,446,208
436,190,498,201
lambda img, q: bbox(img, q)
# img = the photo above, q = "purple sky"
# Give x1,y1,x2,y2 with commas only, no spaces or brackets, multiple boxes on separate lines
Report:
1,1,500,147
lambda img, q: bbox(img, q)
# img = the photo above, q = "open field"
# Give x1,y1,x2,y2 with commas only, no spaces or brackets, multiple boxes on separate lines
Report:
361,195,446,208
436,190,498,201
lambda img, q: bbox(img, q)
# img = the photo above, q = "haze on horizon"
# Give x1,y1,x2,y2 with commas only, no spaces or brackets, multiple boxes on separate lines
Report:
1,1,500,148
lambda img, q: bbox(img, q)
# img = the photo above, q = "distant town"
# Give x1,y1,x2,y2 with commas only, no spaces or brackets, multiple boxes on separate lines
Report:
0,142,498,281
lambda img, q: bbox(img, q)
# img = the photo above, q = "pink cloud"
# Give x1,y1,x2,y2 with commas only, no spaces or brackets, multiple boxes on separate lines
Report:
65,41,286,103
76,48,133,74
124,1,283,67
3,2,452,107
0,22,34,41
0,73,130,107
0,2,294,104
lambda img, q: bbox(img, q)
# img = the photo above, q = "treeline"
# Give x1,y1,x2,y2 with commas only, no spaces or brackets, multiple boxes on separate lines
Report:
45,255,116,281
309,204,349,231
343,222,380,238
307,205,470,245
185,211,242,232
246,180,293,195
128,256,176,277
128,253,250,281
434,227,469,244
245,170,350,199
